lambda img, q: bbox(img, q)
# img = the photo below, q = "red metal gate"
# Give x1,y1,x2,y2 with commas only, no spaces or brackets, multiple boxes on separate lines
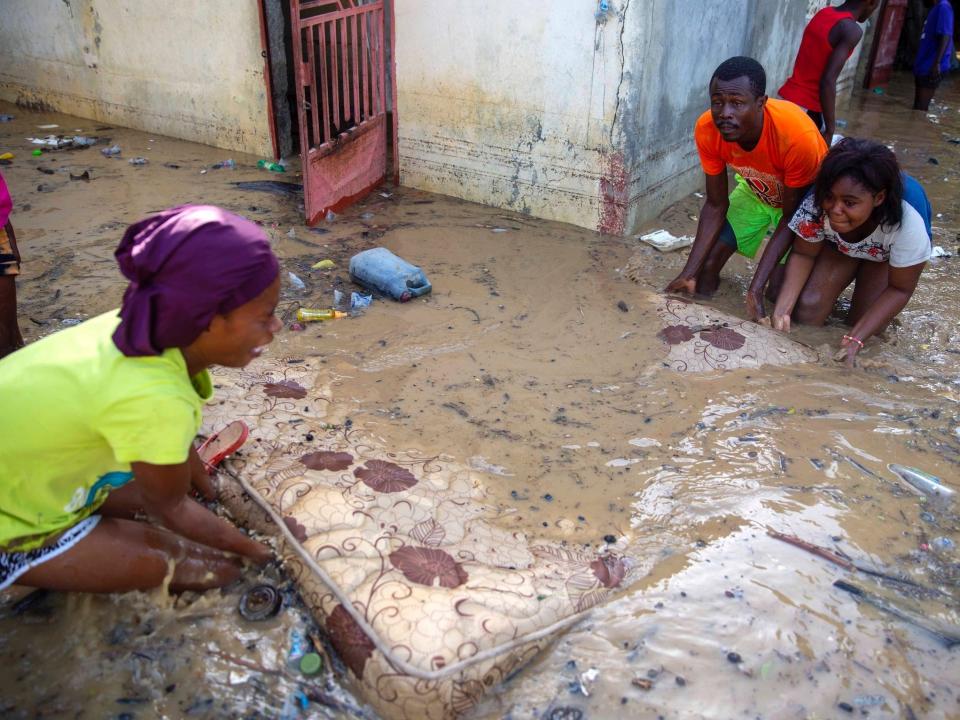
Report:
291,0,387,224
863,0,908,88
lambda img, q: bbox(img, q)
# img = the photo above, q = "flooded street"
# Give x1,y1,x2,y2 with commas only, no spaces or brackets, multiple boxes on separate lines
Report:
1,71,959,719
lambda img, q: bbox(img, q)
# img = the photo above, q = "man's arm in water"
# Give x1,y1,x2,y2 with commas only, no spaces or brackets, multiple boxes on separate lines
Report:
665,171,728,294
745,185,808,320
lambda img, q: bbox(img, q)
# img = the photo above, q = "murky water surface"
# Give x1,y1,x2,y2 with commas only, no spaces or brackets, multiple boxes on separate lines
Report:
1,73,959,719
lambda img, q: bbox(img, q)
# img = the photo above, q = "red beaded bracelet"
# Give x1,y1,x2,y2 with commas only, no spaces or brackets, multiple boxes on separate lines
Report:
842,334,864,349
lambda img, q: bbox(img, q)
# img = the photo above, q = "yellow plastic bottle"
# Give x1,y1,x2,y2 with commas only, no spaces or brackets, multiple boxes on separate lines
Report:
296,308,348,322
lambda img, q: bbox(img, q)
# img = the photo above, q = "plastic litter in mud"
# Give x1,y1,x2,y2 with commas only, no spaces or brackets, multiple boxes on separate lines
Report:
128,157,148,165
932,245,952,258
637,229,693,252
238,584,282,621
212,159,236,170
296,308,346,322
298,652,323,675
257,159,285,173
349,247,432,302
0,114,14,122
350,292,372,310
101,145,122,156
932,537,955,552
29,135,81,150
311,259,335,270
287,272,306,291
0,152,13,161
888,464,955,503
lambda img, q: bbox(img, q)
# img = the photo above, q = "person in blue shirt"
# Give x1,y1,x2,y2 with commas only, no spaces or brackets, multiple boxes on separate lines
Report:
913,0,955,111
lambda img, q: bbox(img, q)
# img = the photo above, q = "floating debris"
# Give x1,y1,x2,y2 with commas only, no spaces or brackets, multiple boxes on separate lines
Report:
637,229,693,252
889,464,955,503
833,580,960,648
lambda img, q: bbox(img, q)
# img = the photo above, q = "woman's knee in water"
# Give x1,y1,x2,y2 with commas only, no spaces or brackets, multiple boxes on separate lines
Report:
794,290,830,326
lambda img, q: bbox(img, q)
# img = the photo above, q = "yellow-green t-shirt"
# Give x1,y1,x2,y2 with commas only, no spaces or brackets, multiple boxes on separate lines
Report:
0,311,212,551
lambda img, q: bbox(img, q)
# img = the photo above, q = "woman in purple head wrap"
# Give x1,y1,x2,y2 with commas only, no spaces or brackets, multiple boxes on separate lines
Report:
0,205,281,594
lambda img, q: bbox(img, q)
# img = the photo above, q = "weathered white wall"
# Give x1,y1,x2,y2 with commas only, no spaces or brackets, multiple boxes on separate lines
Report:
394,1,624,229
396,0,867,235
0,0,273,156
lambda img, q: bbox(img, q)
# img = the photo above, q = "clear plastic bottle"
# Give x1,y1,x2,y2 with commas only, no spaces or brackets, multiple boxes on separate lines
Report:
296,308,347,322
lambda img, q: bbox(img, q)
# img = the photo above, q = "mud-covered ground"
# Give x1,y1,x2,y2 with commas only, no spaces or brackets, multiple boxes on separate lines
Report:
1,72,959,720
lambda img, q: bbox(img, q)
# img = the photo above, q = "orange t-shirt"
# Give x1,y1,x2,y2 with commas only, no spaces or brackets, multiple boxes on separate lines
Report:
694,98,827,208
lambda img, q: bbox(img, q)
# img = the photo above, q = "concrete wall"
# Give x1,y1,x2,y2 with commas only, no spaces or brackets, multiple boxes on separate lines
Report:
394,1,624,230
0,0,273,156
395,0,868,235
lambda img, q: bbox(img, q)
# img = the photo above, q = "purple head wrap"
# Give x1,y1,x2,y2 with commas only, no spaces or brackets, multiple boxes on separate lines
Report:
113,205,279,356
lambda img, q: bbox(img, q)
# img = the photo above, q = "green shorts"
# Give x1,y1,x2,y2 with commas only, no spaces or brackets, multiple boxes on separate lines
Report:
718,175,783,259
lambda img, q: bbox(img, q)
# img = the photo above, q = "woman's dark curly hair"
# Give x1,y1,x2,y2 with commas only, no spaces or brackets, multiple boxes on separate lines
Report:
814,137,903,229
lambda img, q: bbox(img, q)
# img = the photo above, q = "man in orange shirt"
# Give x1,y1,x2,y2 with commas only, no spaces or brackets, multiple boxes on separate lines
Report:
666,57,828,320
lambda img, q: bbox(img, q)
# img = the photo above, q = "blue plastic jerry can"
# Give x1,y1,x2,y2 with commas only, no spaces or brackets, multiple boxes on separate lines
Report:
348,247,432,302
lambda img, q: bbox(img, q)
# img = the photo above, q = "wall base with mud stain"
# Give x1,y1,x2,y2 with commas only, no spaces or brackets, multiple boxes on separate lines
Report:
0,0,273,157
395,0,866,237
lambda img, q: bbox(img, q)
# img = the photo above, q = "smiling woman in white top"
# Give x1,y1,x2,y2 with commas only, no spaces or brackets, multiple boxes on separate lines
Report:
770,138,932,366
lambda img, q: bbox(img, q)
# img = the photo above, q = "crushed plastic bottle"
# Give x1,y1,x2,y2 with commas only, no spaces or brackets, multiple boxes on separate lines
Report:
0,114,13,122
212,159,236,169
350,292,372,309
101,145,121,157
325,209,337,222
71,136,97,147
128,157,148,165
287,272,306,291
257,159,285,173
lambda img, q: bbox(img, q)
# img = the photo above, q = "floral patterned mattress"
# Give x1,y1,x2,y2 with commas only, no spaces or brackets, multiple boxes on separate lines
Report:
655,296,818,371
203,361,638,720
203,299,816,718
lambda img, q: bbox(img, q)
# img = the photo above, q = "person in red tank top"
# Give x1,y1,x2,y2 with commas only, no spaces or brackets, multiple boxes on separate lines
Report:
779,1,880,143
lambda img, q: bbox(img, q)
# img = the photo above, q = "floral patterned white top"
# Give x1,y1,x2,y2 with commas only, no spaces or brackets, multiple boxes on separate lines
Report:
788,193,931,268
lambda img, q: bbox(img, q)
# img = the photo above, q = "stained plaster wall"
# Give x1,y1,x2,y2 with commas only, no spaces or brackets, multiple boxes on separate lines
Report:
396,1,868,236
393,1,625,229
0,0,273,156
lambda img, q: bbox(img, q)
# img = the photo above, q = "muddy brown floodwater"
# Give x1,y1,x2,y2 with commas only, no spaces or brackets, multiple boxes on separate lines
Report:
2,72,960,720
